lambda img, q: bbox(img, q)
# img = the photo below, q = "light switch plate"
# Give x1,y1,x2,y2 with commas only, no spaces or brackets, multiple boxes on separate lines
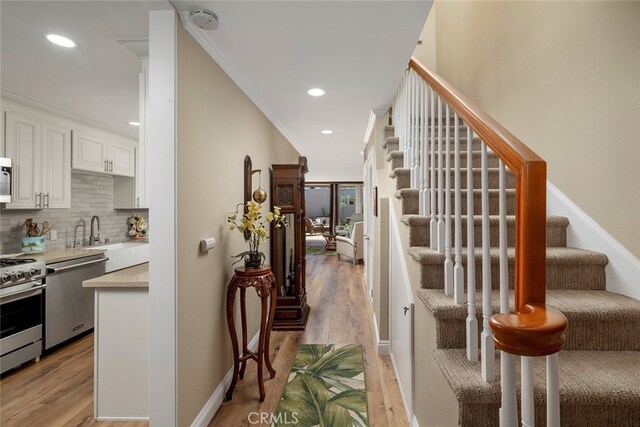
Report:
50,229,57,241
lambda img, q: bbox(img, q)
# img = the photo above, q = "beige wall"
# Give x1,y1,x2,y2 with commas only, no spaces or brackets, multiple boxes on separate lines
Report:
176,24,300,426
413,1,437,70
433,1,640,258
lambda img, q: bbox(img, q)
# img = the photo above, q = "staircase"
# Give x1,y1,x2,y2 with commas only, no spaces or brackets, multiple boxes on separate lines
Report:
383,122,640,426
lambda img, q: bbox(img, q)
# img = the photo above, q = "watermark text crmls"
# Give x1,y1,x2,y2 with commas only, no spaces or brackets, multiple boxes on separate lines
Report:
247,411,299,425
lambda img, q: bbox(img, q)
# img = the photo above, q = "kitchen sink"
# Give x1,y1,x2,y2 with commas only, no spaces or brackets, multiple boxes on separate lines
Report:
85,241,148,272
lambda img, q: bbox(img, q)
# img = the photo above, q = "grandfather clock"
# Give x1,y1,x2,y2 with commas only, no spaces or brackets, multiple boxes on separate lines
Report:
270,157,309,330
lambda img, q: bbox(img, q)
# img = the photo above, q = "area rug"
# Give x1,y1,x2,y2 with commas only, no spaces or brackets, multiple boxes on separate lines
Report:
305,235,336,256
272,344,369,427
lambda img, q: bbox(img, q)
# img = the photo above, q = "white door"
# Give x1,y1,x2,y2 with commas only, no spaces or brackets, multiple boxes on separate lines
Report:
109,142,135,177
363,153,376,300
5,111,42,209
42,123,71,208
72,132,108,174
389,205,414,421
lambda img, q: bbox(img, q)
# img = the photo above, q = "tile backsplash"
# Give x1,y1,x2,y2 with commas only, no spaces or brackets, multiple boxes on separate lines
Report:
0,171,148,253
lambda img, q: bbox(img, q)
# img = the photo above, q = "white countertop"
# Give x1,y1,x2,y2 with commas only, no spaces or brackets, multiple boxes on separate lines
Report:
83,262,149,288
2,247,108,264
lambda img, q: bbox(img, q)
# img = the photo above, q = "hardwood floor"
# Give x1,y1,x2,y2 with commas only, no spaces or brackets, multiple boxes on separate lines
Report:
0,255,407,427
211,255,409,427
0,333,147,427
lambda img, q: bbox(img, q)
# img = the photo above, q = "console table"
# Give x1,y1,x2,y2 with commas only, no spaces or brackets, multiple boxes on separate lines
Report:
225,266,277,402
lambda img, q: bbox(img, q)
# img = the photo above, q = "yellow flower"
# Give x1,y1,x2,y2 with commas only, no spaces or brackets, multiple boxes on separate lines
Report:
266,212,274,222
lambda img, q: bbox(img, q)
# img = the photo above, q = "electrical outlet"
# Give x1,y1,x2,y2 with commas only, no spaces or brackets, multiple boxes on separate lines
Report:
50,229,57,241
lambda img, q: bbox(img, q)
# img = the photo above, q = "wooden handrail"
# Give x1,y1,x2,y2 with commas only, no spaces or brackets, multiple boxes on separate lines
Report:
408,57,567,356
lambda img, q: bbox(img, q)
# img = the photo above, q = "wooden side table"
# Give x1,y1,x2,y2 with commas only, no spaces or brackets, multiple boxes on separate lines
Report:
225,266,277,402
323,233,336,251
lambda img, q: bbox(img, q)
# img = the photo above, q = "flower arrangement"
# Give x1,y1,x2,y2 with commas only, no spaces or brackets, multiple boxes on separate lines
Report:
128,214,148,240
226,200,287,268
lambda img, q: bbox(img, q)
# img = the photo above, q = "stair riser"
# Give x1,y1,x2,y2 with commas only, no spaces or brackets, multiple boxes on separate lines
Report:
388,150,502,168
418,257,606,291
435,316,640,351
399,191,516,216
407,220,567,248
393,168,516,191
458,402,640,427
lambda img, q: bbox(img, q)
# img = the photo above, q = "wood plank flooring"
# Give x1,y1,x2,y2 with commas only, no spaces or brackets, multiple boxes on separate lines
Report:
0,333,147,427
211,255,409,427
0,254,408,427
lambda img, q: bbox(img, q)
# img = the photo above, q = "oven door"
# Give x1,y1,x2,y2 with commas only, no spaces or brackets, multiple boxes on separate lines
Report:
0,282,45,356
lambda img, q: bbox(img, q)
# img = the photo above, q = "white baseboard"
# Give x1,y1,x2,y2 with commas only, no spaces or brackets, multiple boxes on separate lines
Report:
389,353,412,424
190,331,261,427
411,415,420,427
547,182,640,300
372,311,391,356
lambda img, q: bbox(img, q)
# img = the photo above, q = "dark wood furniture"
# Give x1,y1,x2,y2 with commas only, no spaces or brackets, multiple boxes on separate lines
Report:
225,266,277,402
323,233,336,251
270,157,310,331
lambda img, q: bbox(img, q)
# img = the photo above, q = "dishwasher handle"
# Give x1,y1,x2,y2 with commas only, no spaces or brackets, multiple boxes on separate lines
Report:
47,256,109,274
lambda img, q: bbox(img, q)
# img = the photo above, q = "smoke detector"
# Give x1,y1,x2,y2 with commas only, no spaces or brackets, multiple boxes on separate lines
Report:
190,9,218,31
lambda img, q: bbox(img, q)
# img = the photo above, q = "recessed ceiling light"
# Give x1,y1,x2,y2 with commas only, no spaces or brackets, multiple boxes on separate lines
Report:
128,121,140,126
45,33,76,48
307,88,326,97
321,130,333,135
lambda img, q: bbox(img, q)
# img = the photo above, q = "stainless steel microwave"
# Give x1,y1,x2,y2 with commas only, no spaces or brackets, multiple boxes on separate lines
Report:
0,157,11,203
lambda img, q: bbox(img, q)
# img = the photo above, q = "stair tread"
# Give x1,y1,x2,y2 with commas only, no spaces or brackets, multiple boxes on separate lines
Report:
382,136,399,149
395,188,516,199
401,214,569,227
408,246,609,266
418,288,640,322
389,167,410,178
432,348,640,406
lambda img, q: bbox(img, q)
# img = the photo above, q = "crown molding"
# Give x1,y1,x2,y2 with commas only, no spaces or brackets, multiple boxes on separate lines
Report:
1,89,138,140
363,109,387,144
178,11,305,156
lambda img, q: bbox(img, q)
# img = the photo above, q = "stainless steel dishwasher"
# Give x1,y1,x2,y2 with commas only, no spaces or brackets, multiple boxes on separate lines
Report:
45,254,108,349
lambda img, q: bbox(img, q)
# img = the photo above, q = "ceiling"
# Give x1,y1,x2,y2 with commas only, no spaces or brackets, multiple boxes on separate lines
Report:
173,1,431,181
1,1,431,179
1,1,150,138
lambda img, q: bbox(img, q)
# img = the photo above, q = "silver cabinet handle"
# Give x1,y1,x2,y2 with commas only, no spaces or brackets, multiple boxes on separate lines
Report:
46,256,109,274
136,197,140,207
104,160,108,172
109,160,113,173
43,193,49,208
35,192,42,208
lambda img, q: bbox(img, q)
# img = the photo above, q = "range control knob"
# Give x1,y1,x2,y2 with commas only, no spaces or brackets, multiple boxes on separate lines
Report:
29,268,40,277
1,274,11,283
15,271,25,280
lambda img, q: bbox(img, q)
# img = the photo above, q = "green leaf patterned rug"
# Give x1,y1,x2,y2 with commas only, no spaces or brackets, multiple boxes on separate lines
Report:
273,344,369,427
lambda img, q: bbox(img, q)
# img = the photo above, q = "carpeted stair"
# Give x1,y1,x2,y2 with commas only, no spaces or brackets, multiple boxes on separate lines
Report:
384,124,640,426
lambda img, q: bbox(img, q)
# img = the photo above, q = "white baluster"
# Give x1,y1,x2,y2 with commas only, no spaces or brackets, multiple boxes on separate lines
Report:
403,71,409,163
405,72,411,169
521,356,535,427
437,97,445,254
444,104,453,296
498,161,518,426
547,353,561,427
419,82,428,215
429,88,437,250
466,125,478,362
453,113,464,305
481,142,495,382
411,73,422,189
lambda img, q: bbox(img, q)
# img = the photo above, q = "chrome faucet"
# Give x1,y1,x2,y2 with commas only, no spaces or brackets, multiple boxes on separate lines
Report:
89,215,101,246
74,224,85,248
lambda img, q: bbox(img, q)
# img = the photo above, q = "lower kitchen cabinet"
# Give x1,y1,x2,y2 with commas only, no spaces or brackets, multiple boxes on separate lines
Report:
83,264,149,421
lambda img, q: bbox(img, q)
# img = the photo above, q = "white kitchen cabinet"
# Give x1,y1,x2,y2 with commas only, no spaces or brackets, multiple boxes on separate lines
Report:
4,111,71,209
114,58,149,209
72,132,135,177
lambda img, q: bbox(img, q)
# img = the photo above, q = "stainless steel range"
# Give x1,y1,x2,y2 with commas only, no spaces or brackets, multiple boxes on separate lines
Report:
0,257,46,374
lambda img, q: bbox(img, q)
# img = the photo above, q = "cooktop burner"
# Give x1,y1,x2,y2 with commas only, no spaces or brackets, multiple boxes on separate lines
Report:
0,258,37,267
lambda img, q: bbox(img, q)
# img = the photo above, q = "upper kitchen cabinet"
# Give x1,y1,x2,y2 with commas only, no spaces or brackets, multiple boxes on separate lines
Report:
4,109,71,209
72,131,135,177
